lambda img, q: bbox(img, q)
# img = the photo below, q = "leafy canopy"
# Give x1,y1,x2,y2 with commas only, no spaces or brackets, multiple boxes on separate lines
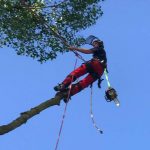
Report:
0,0,104,62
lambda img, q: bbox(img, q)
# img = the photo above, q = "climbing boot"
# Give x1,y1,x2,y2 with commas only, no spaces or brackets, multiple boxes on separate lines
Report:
55,89,71,104
63,90,71,103
54,83,66,92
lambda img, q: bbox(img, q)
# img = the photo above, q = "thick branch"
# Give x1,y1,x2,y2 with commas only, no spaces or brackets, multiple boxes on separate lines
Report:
0,92,67,135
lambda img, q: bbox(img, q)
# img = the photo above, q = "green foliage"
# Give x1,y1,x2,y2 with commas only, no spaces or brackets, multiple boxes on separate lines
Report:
0,0,104,62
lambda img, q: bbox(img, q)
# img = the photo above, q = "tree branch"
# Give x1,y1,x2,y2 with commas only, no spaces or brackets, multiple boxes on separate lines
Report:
0,91,67,135
14,0,68,9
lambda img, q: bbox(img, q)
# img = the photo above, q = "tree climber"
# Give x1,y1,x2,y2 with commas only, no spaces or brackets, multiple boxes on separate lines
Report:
54,35,107,101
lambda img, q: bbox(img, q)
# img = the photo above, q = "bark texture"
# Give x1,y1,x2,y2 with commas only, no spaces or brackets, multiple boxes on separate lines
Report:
0,92,67,135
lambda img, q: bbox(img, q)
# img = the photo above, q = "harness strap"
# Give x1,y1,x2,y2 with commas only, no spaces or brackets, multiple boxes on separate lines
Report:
98,78,104,88
104,69,111,87
85,61,100,79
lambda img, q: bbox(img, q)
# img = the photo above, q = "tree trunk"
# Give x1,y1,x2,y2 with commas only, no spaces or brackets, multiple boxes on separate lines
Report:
0,92,67,135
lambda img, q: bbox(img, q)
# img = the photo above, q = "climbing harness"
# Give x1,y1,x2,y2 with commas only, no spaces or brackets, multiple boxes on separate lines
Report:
85,59,104,88
104,69,120,107
55,58,78,150
90,85,103,134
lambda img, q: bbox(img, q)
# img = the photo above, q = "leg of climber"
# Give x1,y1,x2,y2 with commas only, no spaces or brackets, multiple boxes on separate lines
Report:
69,59,105,96
62,73,97,103
69,74,97,96
54,63,88,91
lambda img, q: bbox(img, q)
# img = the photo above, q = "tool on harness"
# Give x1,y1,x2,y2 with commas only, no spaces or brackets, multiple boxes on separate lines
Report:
105,87,120,107
105,87,117,101
104,69,120,107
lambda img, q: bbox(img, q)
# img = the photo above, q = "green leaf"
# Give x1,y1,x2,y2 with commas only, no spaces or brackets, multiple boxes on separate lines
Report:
0,0,104,62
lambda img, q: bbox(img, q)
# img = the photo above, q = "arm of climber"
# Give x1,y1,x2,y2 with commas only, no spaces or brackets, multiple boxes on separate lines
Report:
68,46,93,54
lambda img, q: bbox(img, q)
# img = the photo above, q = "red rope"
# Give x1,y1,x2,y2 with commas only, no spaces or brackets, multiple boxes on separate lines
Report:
54,58,78,150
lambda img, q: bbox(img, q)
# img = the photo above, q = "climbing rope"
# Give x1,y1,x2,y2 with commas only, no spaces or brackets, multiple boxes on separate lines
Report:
90,85,103,134
72,50,86,62
71,51,104,134
55,58,78,150
72,49,104,134
23,6,104,148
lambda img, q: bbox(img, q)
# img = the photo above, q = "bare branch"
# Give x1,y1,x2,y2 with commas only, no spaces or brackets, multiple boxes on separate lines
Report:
0,92,67,135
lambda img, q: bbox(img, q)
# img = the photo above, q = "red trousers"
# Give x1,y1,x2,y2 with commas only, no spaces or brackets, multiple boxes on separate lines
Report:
62,59,104,96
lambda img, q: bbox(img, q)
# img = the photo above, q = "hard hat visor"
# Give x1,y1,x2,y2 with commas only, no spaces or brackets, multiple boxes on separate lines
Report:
85,35,101,45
